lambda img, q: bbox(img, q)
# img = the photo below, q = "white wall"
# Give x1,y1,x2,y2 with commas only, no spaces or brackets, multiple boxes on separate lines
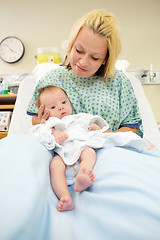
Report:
1,0,160,74
1,0,160,121
142,84,160,122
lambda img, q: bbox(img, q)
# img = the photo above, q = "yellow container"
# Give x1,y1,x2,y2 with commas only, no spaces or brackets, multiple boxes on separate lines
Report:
37,53,60,64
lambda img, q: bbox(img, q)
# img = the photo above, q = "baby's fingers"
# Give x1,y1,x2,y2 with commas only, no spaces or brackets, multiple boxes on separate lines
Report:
89,124,100,131
57,133,69,144
60,133,69,142
63,133,69,140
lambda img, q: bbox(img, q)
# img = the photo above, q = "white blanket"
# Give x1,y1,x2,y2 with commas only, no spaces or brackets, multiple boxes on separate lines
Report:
30,113,148,165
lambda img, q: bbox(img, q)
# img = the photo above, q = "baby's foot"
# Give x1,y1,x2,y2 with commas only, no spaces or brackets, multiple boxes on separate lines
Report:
57,194,75,212
74,168,96,192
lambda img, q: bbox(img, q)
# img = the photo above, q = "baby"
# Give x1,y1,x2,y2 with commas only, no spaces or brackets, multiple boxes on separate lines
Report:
32,85,108,212
31,85,151,211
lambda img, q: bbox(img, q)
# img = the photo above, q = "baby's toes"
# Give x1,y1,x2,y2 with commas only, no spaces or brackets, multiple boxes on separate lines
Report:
88,170,96,181
87,170,93,176
65,133,69,140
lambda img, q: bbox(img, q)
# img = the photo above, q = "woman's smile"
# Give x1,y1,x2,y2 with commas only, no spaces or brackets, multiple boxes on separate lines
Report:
76,64,87,73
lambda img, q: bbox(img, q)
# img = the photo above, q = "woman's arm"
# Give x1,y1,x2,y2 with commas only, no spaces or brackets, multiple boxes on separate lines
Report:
105,127,137,134
115,127,137,133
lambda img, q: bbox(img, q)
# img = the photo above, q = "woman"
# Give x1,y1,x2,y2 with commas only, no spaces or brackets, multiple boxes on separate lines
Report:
1,9,160,240
27,9,143,137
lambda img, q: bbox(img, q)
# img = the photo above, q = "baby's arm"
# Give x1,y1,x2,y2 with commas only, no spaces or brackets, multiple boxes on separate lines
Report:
52,128,69,144
88,123,101,131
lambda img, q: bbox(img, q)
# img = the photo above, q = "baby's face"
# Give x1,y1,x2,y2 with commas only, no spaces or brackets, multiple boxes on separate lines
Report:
40,88,72,119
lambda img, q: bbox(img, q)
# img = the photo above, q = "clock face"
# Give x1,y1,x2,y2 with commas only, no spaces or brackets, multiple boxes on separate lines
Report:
0,36,25,63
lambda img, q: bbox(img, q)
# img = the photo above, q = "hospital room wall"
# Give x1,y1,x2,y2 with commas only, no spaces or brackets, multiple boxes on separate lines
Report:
0,0,160,122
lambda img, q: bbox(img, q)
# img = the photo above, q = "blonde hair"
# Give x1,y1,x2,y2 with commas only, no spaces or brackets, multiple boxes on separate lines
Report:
63,9,121,79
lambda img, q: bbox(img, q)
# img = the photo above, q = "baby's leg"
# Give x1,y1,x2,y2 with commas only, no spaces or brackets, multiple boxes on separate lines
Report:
74,148,96,192
50,155,75,211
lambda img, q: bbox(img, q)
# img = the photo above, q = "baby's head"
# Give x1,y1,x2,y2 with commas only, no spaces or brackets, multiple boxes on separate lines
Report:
36,85,72,119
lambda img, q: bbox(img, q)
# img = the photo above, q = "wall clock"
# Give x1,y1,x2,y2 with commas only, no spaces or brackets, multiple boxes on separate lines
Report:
0,36,25,63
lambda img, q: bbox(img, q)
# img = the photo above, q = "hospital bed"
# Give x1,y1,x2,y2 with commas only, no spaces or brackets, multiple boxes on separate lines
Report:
0,63,160,240
8,63,160,148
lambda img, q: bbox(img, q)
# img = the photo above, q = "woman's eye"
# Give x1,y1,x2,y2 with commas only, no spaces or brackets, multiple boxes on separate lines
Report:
62,101,66,104
51,106,55,109
92,56,99,61
76,48,82,53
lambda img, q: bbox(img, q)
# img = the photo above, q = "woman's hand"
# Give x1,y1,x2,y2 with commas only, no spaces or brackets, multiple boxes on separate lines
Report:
32,104,50,125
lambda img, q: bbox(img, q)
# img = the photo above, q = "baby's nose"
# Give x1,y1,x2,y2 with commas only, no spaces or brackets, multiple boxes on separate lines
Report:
59,105,64,110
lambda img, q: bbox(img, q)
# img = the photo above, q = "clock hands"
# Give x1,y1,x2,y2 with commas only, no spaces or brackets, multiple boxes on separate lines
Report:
3,43,19,55
0,36,25,63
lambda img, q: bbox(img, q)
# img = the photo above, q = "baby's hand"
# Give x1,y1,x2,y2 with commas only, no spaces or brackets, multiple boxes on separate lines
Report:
52,129,69,144
89,123,101,131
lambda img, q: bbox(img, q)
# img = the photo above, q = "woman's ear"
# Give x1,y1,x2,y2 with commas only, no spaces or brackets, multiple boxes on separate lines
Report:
102,57,107,65
103,50,109,65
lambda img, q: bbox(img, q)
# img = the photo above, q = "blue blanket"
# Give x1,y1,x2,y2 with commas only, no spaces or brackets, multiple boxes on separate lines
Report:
0,135,160,240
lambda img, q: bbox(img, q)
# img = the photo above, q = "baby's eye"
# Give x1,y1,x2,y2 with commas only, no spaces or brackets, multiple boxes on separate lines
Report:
62,101,66,104
51,106,56,109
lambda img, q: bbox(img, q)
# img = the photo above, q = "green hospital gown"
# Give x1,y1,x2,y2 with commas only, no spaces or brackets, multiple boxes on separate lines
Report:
27,67,143,137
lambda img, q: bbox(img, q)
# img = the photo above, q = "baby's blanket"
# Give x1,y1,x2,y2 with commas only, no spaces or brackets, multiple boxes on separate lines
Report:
30,113,148,165
1,135,160,240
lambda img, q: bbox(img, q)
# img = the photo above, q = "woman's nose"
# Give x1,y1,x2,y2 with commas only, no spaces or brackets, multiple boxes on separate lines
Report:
79,55,89,67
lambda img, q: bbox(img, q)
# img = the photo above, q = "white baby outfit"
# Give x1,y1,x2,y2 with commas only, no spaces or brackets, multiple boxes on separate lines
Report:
30,113,148,184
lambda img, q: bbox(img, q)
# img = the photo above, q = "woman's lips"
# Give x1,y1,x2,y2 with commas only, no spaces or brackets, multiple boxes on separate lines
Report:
76,65,87,72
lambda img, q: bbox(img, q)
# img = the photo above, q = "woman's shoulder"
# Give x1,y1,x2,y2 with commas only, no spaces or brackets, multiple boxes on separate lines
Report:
113,70,132,88
46,65,68,76
114,70,130,81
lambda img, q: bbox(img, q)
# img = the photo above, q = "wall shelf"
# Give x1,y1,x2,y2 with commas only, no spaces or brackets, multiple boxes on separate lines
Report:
0,94,17,139
141,82,160,85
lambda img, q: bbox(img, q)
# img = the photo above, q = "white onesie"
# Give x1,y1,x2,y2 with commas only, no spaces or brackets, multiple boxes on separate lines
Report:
30,113,148,184
30,113,109,164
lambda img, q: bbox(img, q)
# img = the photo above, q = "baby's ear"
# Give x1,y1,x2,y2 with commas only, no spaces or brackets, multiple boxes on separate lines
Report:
34,101,38,107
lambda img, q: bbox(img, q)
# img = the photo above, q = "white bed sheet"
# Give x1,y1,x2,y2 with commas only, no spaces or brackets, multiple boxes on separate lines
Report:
2,65,160,240
8,69,160,149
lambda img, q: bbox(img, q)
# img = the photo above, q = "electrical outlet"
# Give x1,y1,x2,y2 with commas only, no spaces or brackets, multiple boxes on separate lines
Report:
0,111,12,131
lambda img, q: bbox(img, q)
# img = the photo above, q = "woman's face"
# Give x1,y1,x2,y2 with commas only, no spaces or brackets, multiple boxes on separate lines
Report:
69,27,108,78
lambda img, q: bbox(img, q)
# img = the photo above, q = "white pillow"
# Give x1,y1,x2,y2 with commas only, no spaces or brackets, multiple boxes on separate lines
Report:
32,62,61,84
126,72,160,149
115,59,130,71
